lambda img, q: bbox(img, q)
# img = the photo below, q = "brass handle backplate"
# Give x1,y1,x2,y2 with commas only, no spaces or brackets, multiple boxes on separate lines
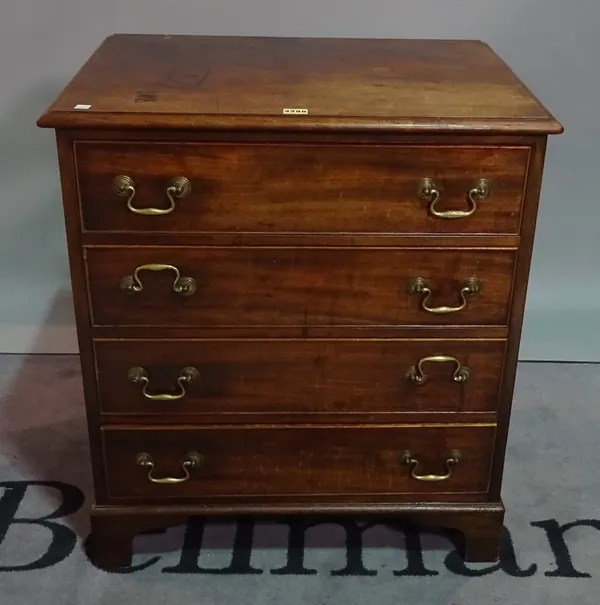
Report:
401,450,461,482
406,355,471,385
136,451,203,484
128,366,199,401
408,276,480,314
120,263,196,296
417,178,490,219
113,175,192,216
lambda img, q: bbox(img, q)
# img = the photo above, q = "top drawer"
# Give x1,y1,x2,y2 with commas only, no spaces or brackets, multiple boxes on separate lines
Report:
74,142,529,235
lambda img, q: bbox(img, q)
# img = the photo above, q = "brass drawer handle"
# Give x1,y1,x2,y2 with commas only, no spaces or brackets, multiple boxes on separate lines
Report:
128,366,199,401
113,175,192,216
401,450,461,482
136,451,203,484
120,263,196,296
408,276,480,314
406,355,471,384
417,178,490,219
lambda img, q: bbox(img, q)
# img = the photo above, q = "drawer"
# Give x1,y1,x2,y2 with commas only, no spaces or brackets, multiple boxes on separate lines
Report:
102,424,495,499
94,339,506,417
86,247,516,327
75,142,529,235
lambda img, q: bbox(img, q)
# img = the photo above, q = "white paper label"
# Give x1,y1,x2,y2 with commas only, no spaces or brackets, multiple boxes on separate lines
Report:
283,108,308,115
74,104,92,110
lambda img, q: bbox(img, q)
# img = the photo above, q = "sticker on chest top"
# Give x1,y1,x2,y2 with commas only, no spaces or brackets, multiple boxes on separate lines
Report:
283,108,308,115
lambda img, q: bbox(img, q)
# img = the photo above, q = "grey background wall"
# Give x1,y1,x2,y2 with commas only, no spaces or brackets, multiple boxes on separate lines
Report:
1,0,597,359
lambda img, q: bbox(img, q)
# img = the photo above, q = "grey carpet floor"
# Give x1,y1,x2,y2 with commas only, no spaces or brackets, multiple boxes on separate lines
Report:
0,355,599,604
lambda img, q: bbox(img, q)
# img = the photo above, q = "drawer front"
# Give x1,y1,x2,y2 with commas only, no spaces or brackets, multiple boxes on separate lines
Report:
86,247,516,327
76,142,529,235
95,339,505,417
102,425,495,499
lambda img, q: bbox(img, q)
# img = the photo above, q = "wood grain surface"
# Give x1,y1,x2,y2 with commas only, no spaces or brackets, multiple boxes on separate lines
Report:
37,35,562,133
101,424,496,499
85,246,516,328
76,141,529,234
93,338,506,417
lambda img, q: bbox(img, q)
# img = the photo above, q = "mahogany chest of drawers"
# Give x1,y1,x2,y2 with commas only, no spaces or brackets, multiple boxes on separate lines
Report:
37,34,562,568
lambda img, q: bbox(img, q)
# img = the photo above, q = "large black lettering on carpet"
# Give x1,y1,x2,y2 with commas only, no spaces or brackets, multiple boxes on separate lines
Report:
0,481,598,581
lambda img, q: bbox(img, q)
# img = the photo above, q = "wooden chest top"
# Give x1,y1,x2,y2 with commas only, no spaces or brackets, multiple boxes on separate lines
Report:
37,34,561,133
